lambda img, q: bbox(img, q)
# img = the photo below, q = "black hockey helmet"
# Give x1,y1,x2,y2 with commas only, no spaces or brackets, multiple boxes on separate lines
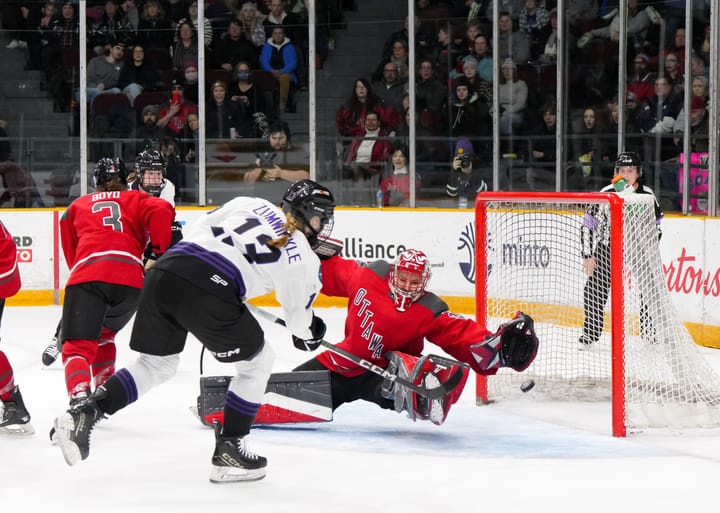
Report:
94,157,128,189
281,180,335,249
615,151,643,175
135,150,166,196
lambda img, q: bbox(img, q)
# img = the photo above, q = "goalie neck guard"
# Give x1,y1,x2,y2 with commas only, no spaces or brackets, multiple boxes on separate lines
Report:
389,249,431,311
281,180,335,250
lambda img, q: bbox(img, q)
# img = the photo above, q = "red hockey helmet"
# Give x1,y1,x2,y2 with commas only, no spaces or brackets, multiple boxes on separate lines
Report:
389,249,431,311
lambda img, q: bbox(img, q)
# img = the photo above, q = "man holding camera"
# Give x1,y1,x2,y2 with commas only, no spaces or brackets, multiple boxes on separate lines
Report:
446,138,488,208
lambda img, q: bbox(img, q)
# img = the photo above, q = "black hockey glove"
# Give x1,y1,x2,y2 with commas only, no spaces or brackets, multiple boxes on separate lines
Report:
498,312,539,372
292,315,326,351
170,220,184,247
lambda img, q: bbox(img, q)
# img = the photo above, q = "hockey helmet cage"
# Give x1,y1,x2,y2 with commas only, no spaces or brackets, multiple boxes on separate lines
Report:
135,150,166,196
615,151,643,176
281,180,335,249
389,249,431,311
94,157,128,189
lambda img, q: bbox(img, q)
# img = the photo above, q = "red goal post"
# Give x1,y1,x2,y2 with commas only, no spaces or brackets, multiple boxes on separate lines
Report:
474,191,720,437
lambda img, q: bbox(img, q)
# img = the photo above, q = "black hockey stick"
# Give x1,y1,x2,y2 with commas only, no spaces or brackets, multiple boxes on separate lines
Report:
246,304,468,400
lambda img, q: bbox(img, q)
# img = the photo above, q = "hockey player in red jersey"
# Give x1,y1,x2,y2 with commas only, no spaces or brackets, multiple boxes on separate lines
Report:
41,150,183,368
293,248,539,425
0,219,33,435
57,157,174,402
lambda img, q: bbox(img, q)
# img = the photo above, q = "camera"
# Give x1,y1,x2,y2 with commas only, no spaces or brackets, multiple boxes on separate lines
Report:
459,155,473,168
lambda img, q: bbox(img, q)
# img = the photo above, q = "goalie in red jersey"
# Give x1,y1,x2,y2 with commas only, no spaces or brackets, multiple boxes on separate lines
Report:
291,247,539,426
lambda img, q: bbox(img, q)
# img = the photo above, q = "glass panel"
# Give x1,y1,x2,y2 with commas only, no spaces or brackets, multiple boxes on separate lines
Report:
201,1,310,206
0,1,80,207
0,1,715,213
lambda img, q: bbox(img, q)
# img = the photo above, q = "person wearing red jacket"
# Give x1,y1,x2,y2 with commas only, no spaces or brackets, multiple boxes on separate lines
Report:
342,110,392,181
58,157,174,403
0,219,33,435
293,248,539,425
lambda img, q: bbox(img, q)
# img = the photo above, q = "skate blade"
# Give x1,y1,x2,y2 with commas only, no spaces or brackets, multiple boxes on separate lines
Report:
54,416,82,466
0,422,35,436
209,465,266,483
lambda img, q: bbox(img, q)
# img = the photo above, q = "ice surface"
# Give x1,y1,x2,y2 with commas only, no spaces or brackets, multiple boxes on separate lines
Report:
1,305,720,512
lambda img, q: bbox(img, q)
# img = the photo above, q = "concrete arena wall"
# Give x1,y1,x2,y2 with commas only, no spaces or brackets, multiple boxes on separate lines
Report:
5,207,720,349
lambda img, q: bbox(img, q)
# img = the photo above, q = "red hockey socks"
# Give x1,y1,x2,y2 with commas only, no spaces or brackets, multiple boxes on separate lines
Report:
62,339,98,399
0,350,15,400
92,330,117,388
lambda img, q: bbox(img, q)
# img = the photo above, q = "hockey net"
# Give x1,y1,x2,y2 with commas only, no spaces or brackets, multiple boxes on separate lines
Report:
474,191,720,436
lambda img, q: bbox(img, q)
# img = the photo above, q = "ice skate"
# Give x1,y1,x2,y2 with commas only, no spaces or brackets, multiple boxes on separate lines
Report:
54,395,104,465
41,337,60,366
0,386,34,435
209,423,267,483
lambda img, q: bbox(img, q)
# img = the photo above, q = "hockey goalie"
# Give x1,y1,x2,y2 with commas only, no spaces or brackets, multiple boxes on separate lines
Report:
197,248,539,427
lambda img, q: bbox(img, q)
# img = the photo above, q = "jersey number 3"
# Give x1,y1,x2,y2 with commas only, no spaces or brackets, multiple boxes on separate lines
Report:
92,201,123,232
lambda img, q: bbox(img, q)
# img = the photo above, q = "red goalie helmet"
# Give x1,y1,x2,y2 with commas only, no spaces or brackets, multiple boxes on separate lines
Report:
389,249,431,311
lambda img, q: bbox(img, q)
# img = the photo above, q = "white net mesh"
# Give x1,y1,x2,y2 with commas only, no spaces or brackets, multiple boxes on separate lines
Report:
478,193,720,431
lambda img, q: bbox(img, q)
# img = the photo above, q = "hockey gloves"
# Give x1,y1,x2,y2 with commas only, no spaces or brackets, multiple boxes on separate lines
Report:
470,312,539,373
497,312,539,372
292,314,326,351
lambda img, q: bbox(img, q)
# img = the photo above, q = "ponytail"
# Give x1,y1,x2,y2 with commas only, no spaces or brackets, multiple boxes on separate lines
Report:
267,212,302,248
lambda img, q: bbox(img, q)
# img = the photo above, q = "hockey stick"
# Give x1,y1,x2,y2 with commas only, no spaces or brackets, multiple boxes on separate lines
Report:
246,304,467,400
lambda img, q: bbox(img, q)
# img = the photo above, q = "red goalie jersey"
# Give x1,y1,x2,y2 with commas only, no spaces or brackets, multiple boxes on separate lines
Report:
60,189,175,289
316,255,497,377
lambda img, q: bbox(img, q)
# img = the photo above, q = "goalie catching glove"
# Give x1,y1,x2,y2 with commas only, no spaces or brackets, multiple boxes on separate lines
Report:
469,312,539,373
292,314,327,351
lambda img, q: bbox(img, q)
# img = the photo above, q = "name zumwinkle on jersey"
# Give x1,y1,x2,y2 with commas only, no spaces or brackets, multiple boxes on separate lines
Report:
252,204,304,263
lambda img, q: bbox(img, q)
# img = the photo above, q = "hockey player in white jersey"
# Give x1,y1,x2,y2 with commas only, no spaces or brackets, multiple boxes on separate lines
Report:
129,149,177,205
53,180,335,483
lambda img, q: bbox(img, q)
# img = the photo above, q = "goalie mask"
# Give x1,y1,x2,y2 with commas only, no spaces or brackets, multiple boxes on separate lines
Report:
281,179,335,250
135,150,166,196
94,157,128,189
389,249,431,311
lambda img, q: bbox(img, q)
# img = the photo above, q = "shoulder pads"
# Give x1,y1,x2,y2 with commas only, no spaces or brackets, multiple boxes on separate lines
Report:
415,292,449,317
366,260,391,279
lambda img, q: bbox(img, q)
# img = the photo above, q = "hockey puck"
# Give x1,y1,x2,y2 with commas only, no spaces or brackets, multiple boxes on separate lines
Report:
520,379,535,393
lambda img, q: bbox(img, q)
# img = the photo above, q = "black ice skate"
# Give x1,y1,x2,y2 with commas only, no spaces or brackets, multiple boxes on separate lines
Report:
0,386,34,435
54,395,104,465
41,337,60,366
209,423,267,483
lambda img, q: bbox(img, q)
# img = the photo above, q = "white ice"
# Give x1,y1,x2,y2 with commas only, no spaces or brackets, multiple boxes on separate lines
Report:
2,305,720,513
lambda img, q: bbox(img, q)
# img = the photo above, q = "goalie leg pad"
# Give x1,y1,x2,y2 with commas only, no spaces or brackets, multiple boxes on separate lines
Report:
383,352,468,425
383,352,433,421
196,371,333,427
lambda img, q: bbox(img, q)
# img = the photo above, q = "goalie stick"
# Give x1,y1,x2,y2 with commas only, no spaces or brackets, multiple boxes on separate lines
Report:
246,304,468,400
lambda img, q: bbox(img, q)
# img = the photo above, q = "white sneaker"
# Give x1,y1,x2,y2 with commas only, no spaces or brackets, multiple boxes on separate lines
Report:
602,8,618,21
577,33,593,49
5,40,18,49
578,337,593,351
17,40,27,49
646,6,663,25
